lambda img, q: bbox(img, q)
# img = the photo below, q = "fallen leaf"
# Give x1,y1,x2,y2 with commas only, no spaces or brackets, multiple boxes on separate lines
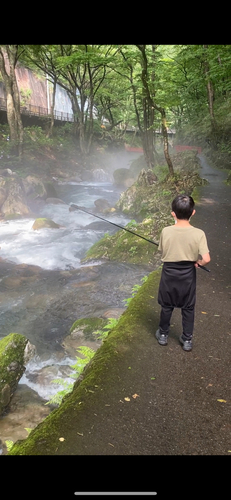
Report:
151,377,156,380
217,399,227,403
132,393,140,399
124,397,130,402
59,437,65,442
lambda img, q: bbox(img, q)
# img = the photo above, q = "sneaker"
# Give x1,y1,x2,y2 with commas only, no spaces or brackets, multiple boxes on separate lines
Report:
155,329,168,346
179,335,192,351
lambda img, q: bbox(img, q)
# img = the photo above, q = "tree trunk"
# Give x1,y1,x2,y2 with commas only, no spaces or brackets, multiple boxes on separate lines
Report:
160,108,174,176
203,45,216,135
47,77,56,138
0,45,23,158
136,44,174,176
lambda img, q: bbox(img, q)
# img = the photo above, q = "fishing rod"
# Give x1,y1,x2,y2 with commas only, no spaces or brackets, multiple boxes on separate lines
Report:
70,204,210,272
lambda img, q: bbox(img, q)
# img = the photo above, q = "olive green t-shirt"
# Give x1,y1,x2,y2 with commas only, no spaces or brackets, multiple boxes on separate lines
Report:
158,224,209,262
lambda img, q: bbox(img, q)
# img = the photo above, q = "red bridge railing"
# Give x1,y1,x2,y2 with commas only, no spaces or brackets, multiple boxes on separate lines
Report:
174,145,202,154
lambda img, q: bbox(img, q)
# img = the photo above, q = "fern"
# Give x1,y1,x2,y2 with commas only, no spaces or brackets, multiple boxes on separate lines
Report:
5,440,14,452
70,346,95,373
123,275,148,306
45,379,74,406
93,317,118,341
45,346,95,407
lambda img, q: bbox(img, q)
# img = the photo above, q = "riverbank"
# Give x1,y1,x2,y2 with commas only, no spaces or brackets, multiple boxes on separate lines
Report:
8,155,231,462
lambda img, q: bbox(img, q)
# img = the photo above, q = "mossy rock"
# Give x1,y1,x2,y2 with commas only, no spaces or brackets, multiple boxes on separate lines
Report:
0,333,28,415
113,168,135,187
82,155,206,266
32,218,62,230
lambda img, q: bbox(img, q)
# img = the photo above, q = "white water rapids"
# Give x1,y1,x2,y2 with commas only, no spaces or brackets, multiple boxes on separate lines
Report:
0,177,153,448
0,181,130,270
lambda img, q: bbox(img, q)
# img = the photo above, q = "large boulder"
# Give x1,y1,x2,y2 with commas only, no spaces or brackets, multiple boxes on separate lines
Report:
0,333,35,415
22,175,47,199
94,198,114,213
113,168,135,188
32,218,63,230
0,174,31,217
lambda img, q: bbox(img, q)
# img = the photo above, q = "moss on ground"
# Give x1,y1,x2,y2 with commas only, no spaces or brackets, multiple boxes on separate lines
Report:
8,269,161,455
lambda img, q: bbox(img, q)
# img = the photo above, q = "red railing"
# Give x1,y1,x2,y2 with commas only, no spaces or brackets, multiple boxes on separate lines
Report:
124,145,143,152
174,145,202,154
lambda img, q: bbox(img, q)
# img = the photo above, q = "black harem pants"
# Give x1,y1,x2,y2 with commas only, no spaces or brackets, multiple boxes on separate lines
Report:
157,261,196,340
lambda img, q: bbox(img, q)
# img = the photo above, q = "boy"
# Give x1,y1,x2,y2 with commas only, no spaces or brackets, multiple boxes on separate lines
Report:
156,194,210,351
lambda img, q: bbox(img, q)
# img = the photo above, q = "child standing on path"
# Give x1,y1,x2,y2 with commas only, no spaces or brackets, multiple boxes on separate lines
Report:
156,194,210,351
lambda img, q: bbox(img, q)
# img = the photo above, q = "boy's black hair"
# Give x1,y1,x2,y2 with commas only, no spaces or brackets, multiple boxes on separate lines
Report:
171,194,195,220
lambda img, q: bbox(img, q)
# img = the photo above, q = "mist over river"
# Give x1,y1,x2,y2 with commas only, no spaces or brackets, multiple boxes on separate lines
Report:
0,176,153,448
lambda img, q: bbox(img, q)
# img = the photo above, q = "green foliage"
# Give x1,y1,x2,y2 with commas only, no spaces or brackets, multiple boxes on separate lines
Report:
45,345,96,407
93,317,119,341
5,427,32,453
123,276,148,306
128,246,138,256
45,317,120,407
23,126,53,152
126,220,137,228
2,43,231,163
45,379,75,406
20,89,32,107
5,440,14,452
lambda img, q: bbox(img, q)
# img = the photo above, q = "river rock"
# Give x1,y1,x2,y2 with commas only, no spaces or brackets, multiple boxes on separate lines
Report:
62,317,107,357
113,167,135,187
0,186,7,207
0,384,51,453
32,218,63,230
0,168,13,176
94,198,112,213
0,174,31,217
0,333,31,415
22,175,47,199
45,197,67,205
137,168,157,186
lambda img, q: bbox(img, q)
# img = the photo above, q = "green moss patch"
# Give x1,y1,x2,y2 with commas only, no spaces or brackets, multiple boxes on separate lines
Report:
0,333,28,415
8,269,161,455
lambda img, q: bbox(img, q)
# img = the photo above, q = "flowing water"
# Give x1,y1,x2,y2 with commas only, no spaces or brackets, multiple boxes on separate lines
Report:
0,175,153,450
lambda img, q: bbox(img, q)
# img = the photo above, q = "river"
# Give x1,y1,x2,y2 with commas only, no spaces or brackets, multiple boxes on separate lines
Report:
0,174,153,450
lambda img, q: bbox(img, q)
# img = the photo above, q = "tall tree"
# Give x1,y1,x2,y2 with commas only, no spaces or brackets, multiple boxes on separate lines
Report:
0,45,24,157
136,45,174,175
22,45,115,156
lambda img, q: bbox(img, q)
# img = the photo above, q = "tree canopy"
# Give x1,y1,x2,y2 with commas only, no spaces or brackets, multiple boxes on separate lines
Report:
1,44,231,170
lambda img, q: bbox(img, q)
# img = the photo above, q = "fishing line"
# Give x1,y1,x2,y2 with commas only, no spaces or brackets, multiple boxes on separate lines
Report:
70,204,210,272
